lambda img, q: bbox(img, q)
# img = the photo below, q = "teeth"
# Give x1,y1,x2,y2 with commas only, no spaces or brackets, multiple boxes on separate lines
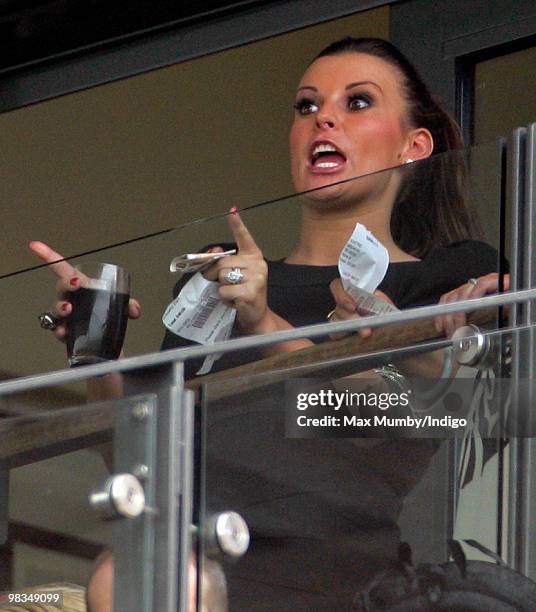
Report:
316,162,339,168
313,143,338,155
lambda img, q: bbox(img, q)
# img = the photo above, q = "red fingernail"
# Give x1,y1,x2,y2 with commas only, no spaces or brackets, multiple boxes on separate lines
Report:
61,303,69,312
69,277,79,286
230,206,238,214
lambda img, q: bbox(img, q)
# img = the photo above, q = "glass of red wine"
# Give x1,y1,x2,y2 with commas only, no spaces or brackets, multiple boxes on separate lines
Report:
65,263,130,367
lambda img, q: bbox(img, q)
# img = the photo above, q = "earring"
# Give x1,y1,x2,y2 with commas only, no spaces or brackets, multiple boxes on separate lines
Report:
405,158,414,164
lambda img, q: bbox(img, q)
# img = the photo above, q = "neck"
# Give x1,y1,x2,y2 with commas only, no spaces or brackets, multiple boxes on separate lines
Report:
286,199,414,265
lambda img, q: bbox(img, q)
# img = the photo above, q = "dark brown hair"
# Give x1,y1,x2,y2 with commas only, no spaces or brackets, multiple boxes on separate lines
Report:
315,37,479,257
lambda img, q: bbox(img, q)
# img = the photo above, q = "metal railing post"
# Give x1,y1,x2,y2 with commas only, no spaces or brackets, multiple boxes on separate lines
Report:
507,123,536,577
120,362,195,612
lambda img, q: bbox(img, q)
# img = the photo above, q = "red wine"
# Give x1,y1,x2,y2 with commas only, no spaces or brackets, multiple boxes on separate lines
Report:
66,287,129,366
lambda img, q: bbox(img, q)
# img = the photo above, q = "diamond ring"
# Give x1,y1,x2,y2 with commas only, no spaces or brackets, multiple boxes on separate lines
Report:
224,267,244,285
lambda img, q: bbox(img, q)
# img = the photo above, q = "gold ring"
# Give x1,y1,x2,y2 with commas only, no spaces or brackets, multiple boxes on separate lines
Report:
327,309,337,321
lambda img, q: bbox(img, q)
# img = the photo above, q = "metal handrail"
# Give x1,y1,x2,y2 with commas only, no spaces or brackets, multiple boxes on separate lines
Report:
0,287,534,395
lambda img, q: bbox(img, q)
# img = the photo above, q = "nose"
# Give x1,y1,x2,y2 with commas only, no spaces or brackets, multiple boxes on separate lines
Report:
315,110,336,130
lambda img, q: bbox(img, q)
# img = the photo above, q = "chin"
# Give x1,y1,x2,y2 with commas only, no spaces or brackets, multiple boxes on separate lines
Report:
297,171,348,198
301,183,360,209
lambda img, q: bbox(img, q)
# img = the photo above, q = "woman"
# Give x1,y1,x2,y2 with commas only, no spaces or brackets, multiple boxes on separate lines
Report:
159,37,500,368
33,38,501,351
32,38,504,610
156,38,502,610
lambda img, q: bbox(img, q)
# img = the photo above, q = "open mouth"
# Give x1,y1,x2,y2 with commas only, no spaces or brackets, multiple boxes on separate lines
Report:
310,142,347,170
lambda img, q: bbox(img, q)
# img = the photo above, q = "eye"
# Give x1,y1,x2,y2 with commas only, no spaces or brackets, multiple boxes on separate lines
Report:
347,93,372,111
294,97,319,116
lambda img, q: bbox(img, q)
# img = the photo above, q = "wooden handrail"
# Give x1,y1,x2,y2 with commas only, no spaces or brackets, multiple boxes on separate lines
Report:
187,308,497,399
1,309,497,466
0,403,112,467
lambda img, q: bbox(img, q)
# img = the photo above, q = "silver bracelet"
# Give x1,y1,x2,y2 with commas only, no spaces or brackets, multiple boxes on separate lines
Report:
373,363,413,396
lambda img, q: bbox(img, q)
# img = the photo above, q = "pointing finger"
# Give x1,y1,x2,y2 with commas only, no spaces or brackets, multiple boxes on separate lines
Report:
29,241,76,280
226,209,262,256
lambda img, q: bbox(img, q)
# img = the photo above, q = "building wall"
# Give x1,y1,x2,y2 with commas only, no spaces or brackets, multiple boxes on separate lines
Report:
0,7,389,378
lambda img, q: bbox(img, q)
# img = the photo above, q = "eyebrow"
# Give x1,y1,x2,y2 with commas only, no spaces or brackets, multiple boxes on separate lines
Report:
346,80,382,92
296,80,382,94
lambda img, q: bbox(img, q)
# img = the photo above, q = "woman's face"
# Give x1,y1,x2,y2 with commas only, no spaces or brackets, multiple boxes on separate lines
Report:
289,52,414,203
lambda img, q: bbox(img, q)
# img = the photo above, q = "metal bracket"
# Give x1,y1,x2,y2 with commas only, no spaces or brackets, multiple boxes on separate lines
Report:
89,473,147,519
203,511,250,559
452,324,490,368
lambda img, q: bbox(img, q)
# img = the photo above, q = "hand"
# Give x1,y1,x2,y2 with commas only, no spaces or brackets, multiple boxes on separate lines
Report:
435,272,509,338
202,211,270,334
328,278,394,340
29,241,142,343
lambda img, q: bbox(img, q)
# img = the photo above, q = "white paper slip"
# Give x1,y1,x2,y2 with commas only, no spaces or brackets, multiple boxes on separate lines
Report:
343,285,398,316
195,320,235,375
162,271,236,345
169,249,236,277
338,223,389,294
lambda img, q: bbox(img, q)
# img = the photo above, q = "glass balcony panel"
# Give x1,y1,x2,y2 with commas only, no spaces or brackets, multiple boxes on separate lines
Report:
0,143,505,382
0,286,532,609
0,379,163,611
196,319,531,610
0,388,112,607
0,138,522,610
